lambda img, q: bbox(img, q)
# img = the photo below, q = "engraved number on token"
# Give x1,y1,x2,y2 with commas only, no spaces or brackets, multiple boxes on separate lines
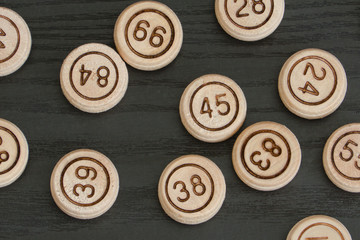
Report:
133,20,166,48
235,0,266,18
0,136,9,164
339,139,360,170
80,65,110,88
60,157,110,207
72,166,98,198
0,28,5,49
250,138,282,171
200,94,230,118
173,174,206,202
298,63,326,96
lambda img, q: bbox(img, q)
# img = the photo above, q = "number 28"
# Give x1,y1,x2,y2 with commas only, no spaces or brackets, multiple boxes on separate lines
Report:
234,0,266,18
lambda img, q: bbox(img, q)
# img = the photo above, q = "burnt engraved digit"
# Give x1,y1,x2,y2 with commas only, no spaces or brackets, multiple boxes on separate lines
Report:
355,161,360,170
73,184,95,198
339,139,358,162
150,26,166,48
0,136,9,164
173,181,190,202
304,62,326,80
0,28,6,49
252,0,266,14
200,97,213,118
235,0,249,18
216,93,230,116
262,138,282,157
96,66,109,88
75,166,97,180
133,20,150,41
250,151,270,171
190,175,206,196
298,81,320,96
79,64,92,86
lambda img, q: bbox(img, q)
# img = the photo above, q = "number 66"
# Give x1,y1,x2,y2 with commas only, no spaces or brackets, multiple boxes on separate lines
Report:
133,20,166,48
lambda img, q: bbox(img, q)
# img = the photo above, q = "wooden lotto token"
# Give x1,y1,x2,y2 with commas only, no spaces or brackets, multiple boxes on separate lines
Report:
60,43,128,113
179,74,247,143
114,1,183,71
158,155,226,225
278,49,347,119
215,0,285,41
0,118,28,187
50,149,119,219
232,121,301,191
287,215,352,240
323,123,360,192
0,7,31,76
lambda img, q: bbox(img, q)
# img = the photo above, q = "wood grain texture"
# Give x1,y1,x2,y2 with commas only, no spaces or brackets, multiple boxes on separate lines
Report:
0,0,359,239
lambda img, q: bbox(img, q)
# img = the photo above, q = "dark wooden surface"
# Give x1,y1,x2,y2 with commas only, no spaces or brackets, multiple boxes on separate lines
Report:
0,0,359,239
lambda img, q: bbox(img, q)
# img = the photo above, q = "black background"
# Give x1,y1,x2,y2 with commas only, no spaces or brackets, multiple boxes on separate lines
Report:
0,0,359,239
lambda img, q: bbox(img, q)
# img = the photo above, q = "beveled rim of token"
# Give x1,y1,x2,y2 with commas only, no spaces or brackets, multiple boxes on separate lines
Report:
158,155,226,225
0,118,28,187
287,215,352,240
60,43,128,113
179,74,247,143
215,0,285,41
114,1,183,71
278,48,347,120
50,149,119,219
232,121,301,191
323,123,360,192
0,7,32,77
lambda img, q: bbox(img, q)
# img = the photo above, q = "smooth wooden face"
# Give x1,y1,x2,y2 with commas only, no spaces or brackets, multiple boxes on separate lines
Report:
158,155,226,225
114,1,183,71
278,48,347,119
50,149,119,219
60,43,128,113
232,121,301,191
323,123,360,192
0,7,31,76
215,0,284,41
287,215,352,240
0,118,28,187
179,74,247,143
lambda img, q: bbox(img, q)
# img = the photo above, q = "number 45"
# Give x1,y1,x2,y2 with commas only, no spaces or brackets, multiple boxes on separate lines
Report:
200,94,230,118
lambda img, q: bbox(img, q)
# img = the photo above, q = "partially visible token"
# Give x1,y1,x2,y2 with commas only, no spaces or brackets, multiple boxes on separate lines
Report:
50,149,119,219
0,118,28,187
179,74,247,143
232,121,301,191
114,1,183,71
215,0,285,41
158,155,226,225
278,49,347,119
0,7,31,76
323,123,360,192
287,215,352,240
60,43,128,113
